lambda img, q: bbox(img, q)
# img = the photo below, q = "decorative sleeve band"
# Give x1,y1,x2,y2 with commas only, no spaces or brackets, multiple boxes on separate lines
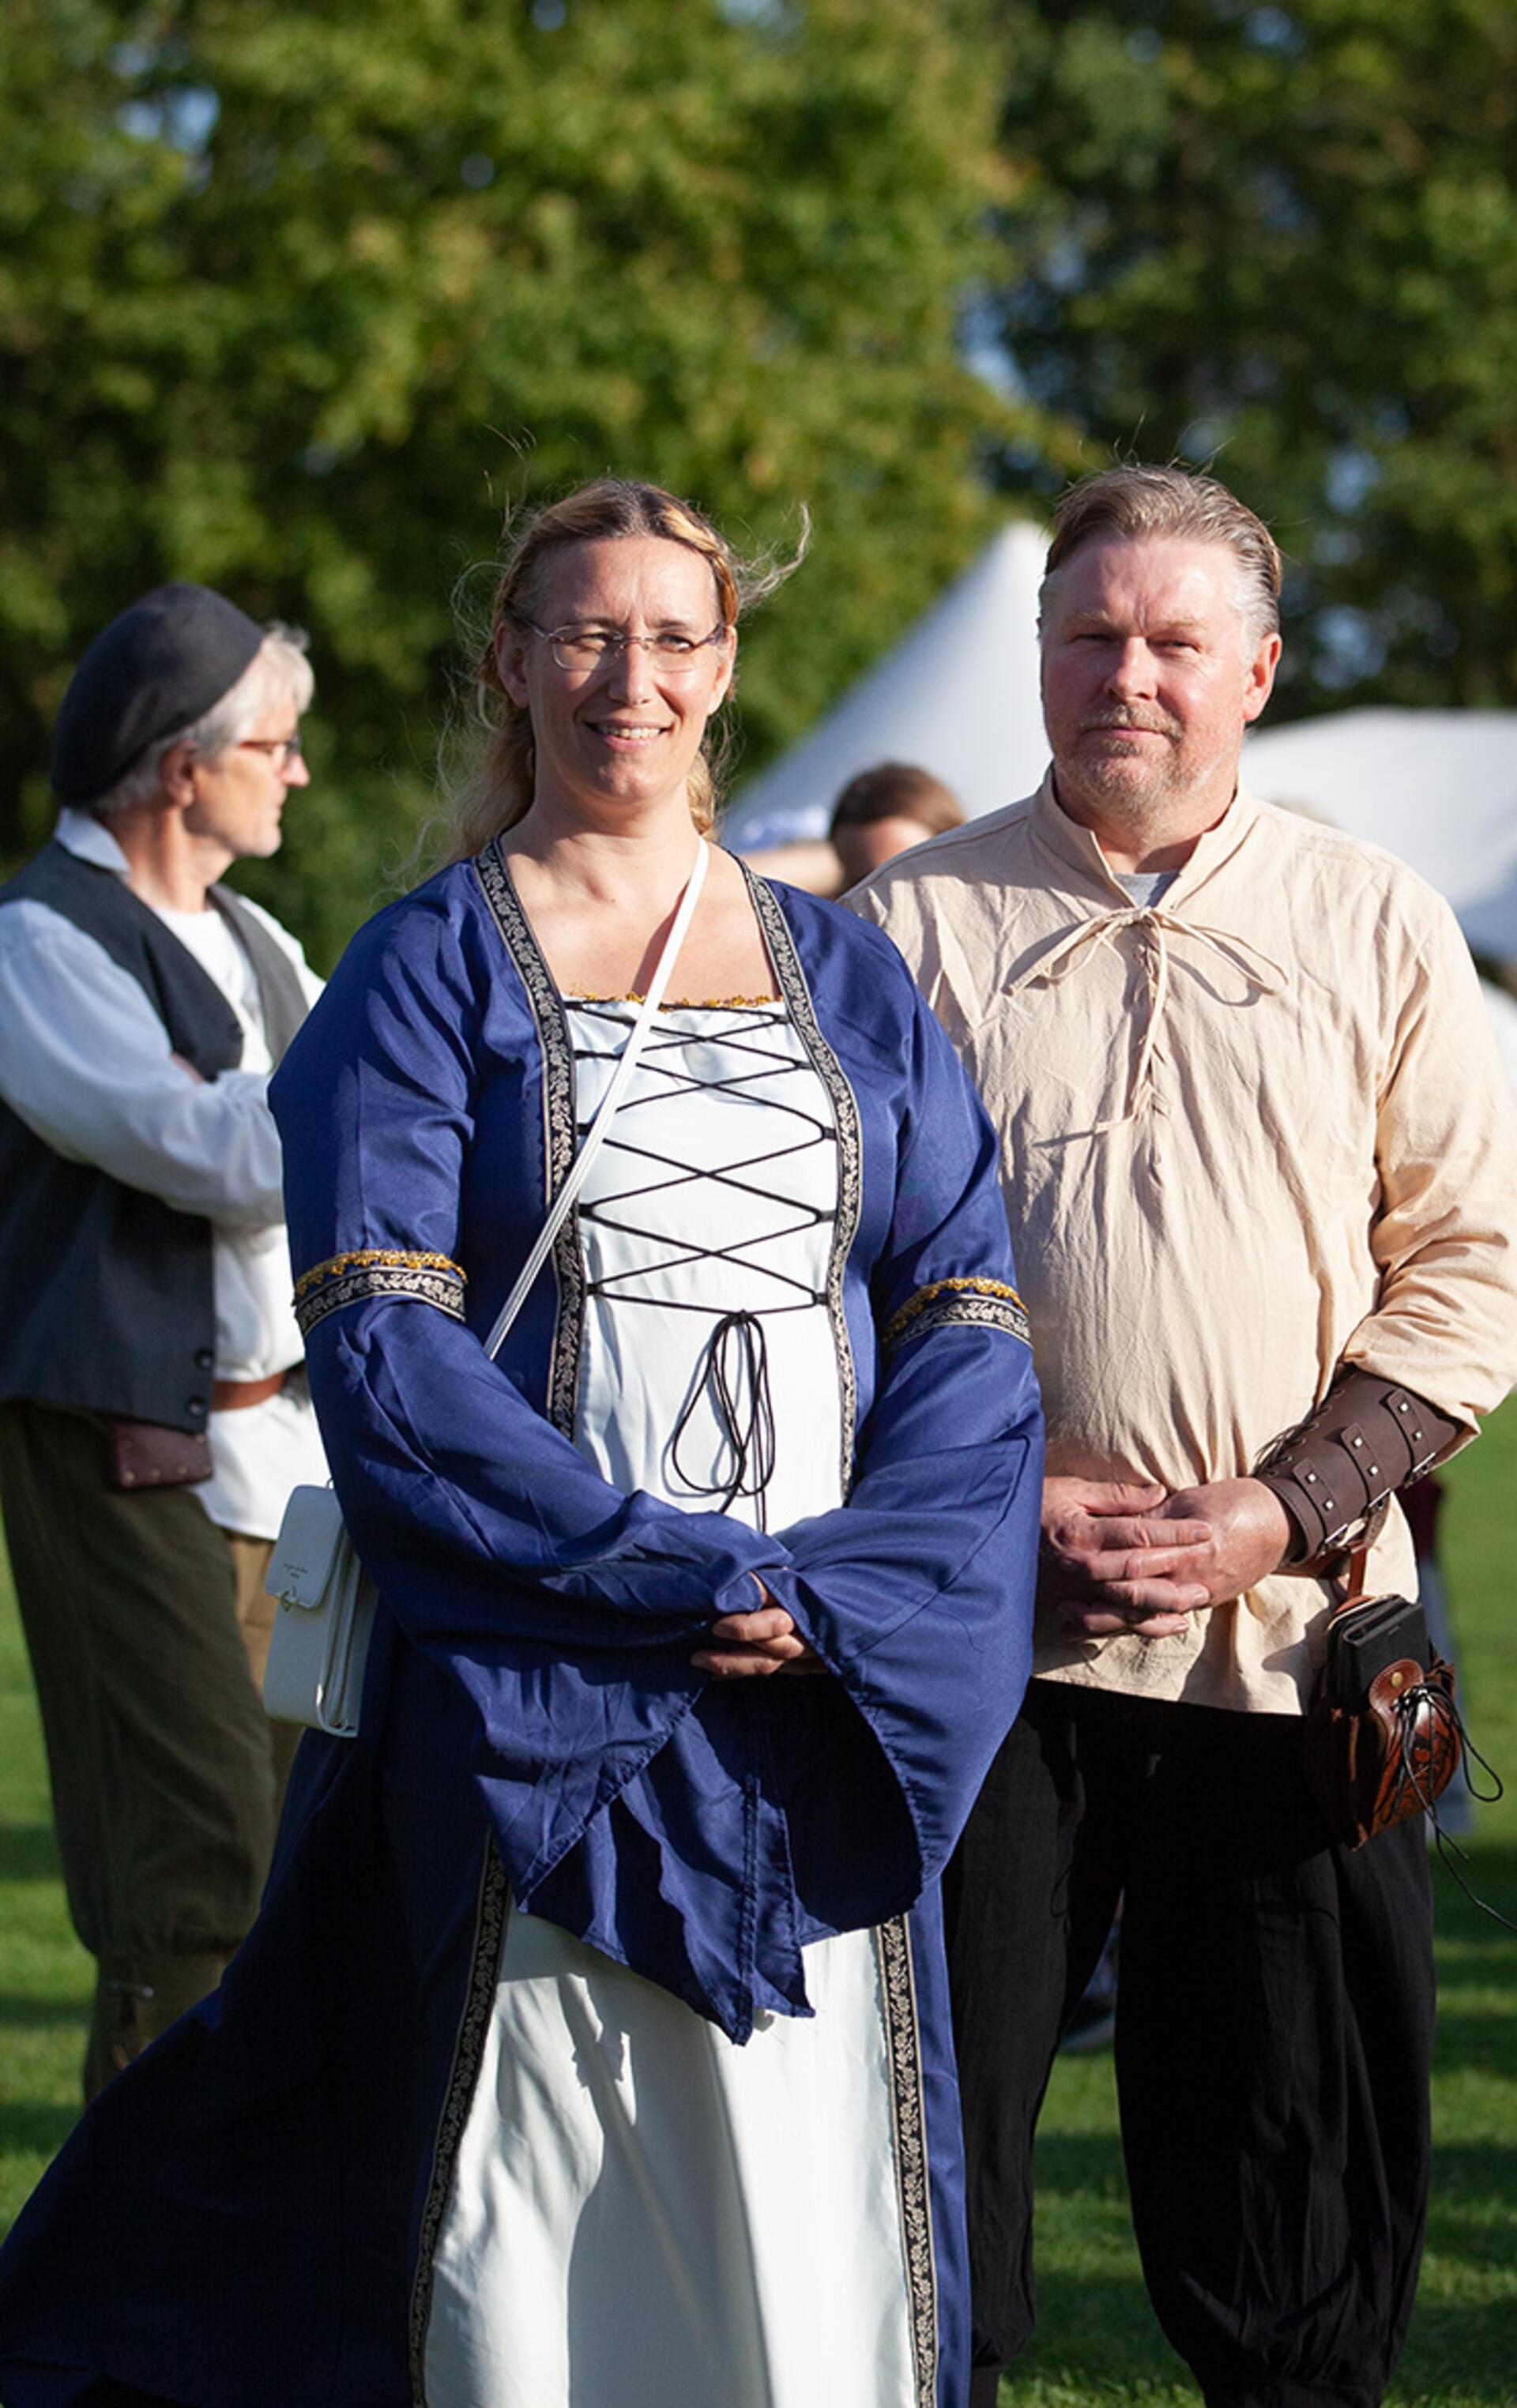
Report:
882,1276,1031,1358
292,1248,468,1340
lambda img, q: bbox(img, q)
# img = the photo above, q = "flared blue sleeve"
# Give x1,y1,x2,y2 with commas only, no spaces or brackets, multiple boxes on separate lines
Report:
271,865,1041,2041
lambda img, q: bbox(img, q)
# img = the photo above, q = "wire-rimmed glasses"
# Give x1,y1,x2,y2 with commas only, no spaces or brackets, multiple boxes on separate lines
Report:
519,619,729,676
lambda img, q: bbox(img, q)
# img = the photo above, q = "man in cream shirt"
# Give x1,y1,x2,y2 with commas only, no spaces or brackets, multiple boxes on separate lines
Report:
852,466,1517,2408
0,585,327,2096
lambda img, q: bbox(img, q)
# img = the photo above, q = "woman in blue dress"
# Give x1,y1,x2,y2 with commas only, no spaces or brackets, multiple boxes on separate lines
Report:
0,480,1042,2408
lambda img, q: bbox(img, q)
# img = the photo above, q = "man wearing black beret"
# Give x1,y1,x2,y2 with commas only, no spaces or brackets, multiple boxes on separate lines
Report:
0,584,328,2096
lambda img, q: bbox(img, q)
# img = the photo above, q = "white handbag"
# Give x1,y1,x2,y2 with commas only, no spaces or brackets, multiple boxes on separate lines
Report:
263,843,710,1736
262,1484,377,1736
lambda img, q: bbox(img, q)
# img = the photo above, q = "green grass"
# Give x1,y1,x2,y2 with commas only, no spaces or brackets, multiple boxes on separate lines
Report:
1,1415,1515,2402
0,1543,92,2229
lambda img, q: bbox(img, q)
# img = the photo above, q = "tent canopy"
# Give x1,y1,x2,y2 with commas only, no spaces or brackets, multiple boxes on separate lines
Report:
1241,709,1517,961
721,521,1048,851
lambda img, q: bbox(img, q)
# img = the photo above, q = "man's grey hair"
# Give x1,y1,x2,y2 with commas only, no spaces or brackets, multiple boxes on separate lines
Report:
1037,465,1283,649
92,623,314,816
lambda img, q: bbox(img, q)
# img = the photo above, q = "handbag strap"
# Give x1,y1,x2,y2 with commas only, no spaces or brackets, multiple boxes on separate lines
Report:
482,840,710,1361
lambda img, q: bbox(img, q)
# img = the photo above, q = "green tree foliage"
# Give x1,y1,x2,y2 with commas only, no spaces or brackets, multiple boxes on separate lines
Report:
990,0,1517,716
0,0,1021,963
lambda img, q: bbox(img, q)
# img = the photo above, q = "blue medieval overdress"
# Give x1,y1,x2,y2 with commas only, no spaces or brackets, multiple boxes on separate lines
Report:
0,848,1042,2408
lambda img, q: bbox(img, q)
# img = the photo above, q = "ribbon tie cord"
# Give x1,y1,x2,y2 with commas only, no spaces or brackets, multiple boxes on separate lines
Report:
1003,907,1288,1131
669,1309,779,1529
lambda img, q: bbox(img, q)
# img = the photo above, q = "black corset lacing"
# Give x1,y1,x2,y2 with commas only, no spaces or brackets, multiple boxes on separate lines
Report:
570,1001,838,1533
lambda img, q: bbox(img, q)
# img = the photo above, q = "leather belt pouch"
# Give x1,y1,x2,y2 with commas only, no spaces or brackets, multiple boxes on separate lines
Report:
1323,1593,1429,1706
107,1417,213,1491
1304,1587,1460,1849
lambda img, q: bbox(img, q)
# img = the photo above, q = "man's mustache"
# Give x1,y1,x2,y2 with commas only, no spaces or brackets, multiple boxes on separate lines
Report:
1078,712,1181,738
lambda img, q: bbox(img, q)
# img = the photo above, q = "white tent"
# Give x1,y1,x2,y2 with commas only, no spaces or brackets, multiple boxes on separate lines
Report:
720,521,1048,851
1242,709,1517,961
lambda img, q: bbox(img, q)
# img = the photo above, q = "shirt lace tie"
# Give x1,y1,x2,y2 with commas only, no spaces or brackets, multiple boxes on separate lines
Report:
1002,905,1288,1130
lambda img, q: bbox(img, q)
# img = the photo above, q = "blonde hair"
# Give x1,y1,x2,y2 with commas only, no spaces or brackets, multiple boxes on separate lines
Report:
432,479,801,865
1039,465,1282,647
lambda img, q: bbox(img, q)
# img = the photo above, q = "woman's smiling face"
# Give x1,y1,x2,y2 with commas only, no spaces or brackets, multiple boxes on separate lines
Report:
495,534,735,826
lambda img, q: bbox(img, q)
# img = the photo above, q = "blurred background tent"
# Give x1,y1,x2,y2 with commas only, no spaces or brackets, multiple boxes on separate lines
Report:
720,521,1047,852
1241,712,1517,961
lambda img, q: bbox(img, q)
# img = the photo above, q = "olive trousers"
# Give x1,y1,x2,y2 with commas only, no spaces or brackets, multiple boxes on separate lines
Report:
0,1401,299,2097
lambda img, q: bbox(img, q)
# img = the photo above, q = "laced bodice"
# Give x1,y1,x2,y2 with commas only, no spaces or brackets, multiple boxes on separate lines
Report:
564,997,844,1531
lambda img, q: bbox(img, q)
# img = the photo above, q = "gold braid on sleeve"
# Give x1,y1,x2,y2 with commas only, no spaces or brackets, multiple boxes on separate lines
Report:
881,1275,1031,1357
292,1248,468,1339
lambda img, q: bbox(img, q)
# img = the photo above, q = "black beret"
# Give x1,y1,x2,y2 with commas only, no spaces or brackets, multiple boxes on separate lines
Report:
51,582,266,803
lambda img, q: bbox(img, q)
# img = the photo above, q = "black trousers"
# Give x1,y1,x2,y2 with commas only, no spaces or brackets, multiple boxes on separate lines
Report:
946,1680,1435,2408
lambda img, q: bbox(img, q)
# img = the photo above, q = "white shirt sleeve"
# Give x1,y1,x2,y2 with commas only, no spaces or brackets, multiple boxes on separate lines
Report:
0,902,287,1225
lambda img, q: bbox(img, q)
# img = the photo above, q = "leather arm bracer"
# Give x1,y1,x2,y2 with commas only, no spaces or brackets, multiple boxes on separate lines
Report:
1254,1371,1461,1572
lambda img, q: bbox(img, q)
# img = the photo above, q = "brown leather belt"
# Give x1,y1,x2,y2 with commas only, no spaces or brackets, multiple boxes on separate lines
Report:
211,1369,295,1413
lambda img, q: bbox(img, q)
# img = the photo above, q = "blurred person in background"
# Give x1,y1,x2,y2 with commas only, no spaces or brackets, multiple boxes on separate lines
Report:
0,585,326,2098
0,483,1041,2408
739,758,964,894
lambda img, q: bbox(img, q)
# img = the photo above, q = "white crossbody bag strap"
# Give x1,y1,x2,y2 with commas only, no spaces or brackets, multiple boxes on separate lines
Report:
482,839,709,1362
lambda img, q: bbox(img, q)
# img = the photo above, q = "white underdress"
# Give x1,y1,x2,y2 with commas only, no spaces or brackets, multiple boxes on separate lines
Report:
421,1001,926,2408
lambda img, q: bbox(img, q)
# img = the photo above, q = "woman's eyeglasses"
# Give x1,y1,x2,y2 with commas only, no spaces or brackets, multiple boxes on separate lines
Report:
520,621,728,676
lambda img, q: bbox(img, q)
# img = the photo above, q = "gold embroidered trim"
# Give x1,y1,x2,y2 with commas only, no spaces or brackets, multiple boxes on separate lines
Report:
474,842,585,1437
887,1289,1032,1356
875,1917,939,2405
882,1275,1026,1352
408,1844,510,2402
293,1259,468,1340
292,1247,466,1304
565,992,783,1009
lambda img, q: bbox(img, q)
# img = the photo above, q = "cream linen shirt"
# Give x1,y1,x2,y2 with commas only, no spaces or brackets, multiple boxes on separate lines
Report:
850,777,1517,1714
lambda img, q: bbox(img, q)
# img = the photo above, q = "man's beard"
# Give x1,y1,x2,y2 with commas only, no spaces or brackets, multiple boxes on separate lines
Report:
1064,714,1188,823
